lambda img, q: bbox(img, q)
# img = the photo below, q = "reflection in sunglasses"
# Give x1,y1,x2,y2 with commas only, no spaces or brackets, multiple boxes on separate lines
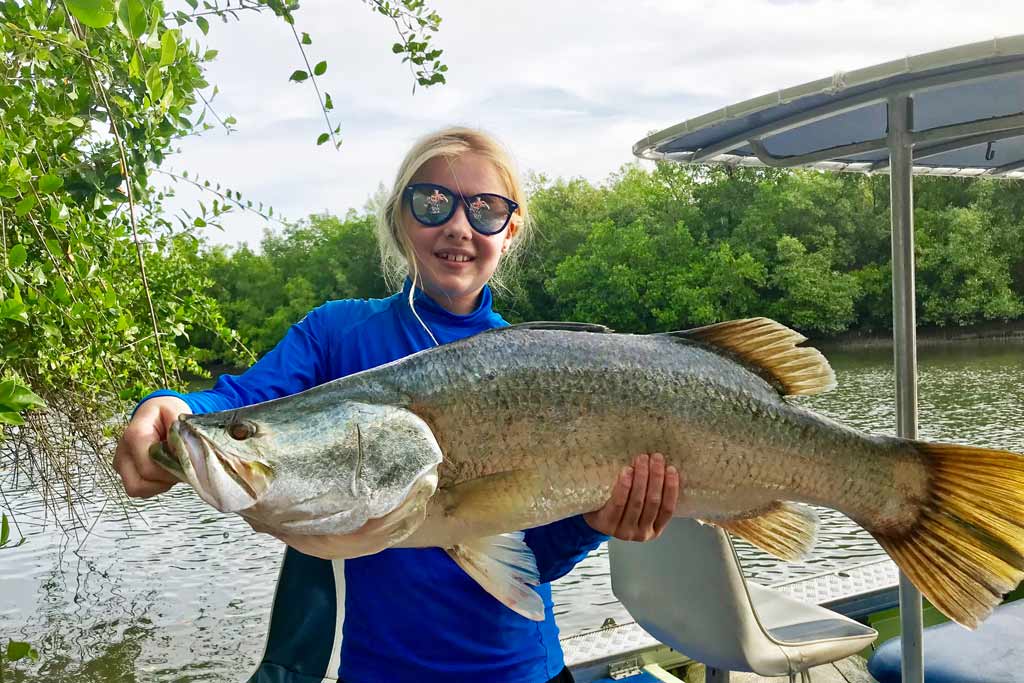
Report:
427,190,450,215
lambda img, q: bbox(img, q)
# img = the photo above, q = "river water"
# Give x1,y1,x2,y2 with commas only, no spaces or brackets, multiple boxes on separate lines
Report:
1,340,1022,681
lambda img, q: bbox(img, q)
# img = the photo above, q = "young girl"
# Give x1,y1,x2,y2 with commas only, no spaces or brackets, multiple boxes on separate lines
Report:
114,127,680,683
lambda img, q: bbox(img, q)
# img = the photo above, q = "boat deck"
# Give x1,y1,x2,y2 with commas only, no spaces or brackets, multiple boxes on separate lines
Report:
563,557,898,682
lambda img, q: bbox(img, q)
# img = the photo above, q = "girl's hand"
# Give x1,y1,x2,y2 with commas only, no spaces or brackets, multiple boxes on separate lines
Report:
113,396,189,498
584,453,680,541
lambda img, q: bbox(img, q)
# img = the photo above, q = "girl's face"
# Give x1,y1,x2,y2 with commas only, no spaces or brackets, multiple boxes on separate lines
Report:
403,152,516,315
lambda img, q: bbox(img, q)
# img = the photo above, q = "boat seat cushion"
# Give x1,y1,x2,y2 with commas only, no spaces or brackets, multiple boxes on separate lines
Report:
868,600,1024,682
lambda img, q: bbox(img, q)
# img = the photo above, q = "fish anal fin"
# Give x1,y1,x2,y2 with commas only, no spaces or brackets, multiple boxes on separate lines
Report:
447,532,544,621
711,501,818,561
665,318,836,397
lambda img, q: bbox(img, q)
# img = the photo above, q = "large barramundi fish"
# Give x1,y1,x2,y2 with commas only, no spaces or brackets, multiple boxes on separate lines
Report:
152,319,1024,629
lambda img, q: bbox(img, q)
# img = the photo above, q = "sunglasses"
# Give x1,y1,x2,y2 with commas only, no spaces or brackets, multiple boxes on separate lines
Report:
405,182,519,236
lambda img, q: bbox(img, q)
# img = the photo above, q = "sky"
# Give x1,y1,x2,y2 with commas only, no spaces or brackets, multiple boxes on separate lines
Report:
164,0,1024,248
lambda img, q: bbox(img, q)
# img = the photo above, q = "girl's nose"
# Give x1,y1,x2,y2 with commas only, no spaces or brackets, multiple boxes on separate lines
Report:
443,207,473,239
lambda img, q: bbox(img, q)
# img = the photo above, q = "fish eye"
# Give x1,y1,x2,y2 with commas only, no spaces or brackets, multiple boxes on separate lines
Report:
228,421,257,441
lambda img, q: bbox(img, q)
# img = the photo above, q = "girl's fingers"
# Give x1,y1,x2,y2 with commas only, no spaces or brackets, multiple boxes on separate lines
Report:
618,453,649,534
652,465,681,537
636,453,665,532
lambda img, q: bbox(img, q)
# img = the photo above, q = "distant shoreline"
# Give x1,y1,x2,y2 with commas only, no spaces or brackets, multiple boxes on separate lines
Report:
814,319,1024,350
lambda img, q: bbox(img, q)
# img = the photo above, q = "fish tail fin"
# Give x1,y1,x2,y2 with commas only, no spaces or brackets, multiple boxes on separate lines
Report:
873,442,1024,629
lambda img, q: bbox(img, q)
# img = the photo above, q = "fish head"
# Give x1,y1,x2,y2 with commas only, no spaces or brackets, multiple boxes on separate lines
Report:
153,412,275,514
157,396,444,542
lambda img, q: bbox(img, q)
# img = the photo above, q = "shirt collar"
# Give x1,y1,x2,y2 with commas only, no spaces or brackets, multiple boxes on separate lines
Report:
400,277,496,327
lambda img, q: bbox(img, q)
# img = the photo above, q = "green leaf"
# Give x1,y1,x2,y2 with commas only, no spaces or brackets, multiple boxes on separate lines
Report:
117,0,148,40
196,16,209,35
301,32,311,45
0,379,45,413
9,244,28,268
0,515,9,546
313,60,326,76
6,641,31,662
289,70,308,83
66,0,115,28
129,50,143,78
66,116,85,127
203,49,218,60
392,42,404,54
39,174,64,193
145,64,163,100
316,132,329,146
0,300,28,325
159,30,177,66
323,92,333,111
15,195,36,217
0,412,26,426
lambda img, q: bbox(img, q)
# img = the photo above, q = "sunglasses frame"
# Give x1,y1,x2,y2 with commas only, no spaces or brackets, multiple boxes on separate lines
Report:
404,182,519,236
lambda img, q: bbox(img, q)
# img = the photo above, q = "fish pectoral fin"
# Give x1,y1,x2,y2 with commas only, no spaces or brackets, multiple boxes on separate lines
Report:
661,318,836,397
709,501,818,561
440,470,547,530
447,532,544,621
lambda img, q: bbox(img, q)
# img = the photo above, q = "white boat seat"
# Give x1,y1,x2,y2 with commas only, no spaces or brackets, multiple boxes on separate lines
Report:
609,517,877,681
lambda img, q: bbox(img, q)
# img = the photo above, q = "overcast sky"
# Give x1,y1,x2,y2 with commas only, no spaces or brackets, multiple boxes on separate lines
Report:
164,0,1024,248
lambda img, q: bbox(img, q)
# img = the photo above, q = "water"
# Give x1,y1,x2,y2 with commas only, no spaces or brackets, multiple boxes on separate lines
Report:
2,340,1023,680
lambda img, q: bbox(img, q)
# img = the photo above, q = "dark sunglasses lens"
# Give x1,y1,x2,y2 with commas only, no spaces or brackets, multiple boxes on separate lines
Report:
466,194,513,234
410,185,455,225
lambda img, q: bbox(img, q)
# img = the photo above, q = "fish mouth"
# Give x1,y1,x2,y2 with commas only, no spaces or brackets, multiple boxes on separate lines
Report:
161,421,273,513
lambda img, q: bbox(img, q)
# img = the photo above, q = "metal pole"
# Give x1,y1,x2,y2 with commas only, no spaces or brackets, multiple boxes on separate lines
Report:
887,95,924,683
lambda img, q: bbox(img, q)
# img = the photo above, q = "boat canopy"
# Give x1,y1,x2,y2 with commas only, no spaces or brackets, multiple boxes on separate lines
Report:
634,35,1024,178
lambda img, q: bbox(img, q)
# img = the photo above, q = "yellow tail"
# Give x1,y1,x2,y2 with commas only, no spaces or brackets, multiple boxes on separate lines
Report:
873,442,1024,629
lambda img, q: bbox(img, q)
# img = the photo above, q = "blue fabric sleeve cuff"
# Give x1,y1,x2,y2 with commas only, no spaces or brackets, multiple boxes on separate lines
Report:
131,389,196,418
565,513,611,545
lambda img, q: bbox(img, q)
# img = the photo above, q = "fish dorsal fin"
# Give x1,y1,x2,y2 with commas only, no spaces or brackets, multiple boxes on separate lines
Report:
447,532,544,621
666,317,836,397
500,321,614,334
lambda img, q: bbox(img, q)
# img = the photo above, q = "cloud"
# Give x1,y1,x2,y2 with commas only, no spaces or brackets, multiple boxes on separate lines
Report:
163,0,1024,248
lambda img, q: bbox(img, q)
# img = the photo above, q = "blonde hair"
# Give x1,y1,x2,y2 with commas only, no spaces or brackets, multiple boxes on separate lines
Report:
376,126,532,296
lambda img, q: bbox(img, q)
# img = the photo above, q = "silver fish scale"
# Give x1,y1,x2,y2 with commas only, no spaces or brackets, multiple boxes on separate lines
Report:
359,328,919,530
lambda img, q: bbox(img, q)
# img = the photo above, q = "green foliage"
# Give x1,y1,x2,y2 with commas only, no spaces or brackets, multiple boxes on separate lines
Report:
203,214,388,355
1,0,448,528
0,378,45,427
768,236,860,334
195,164,1024,357
916,206,1024,326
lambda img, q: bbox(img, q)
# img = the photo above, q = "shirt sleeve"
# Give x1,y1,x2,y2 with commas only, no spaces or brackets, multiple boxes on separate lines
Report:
525,515,609,584
135,305,333,416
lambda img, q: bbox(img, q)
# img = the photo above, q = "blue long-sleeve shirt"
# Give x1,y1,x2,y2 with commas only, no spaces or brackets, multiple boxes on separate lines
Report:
145,279,608,683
